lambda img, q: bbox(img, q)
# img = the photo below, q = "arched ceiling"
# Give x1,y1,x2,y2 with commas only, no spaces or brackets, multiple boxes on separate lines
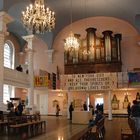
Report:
2,0,140,49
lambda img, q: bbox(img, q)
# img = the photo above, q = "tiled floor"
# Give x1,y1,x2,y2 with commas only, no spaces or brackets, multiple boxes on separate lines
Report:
0,116,130,140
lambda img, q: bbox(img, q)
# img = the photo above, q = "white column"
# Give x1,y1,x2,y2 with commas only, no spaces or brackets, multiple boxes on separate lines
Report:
0,33,4,110
27,49,34,113
46,49,54,64
86,94,90,111
23,35,35,114
0,11,12,110
18,52,24,65
108,90,112,120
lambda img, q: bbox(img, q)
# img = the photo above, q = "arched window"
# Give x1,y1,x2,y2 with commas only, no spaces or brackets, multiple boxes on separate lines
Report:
4,42,15,69
3,84,14,104
3,41,15,104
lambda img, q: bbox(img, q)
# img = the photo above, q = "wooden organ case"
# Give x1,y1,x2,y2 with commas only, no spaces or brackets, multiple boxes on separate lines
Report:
64,27,122,74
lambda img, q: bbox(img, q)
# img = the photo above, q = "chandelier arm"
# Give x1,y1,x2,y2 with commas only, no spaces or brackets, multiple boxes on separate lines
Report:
21,0,55,34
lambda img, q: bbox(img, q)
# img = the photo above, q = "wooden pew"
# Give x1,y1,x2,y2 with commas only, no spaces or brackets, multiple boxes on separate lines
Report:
7,114,46,138
121,117,136,140
70,127,91,140
0,113,8,134
89,116,105,139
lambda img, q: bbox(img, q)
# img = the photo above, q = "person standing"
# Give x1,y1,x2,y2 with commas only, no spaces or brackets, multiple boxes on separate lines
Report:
127,102,131,117
17,101,23,116
7,100,14,111
131,100,140,117
69,102,74,120
56,104,60,117
127,103,131,118
88,110,103,127
83,102,87,111
89,103,94,115
8,107,16,117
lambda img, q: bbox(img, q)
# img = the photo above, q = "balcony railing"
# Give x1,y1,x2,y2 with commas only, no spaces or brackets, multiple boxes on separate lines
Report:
4,67,30,87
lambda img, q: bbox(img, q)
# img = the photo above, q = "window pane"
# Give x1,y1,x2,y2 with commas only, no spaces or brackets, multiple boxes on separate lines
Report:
4,43,14,69
3,84,11,104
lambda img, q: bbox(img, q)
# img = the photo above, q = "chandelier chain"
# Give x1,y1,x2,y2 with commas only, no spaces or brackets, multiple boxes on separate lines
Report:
64,0,79,52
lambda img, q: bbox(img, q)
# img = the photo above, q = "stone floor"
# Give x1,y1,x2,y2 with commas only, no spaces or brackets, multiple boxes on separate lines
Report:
0,116,131,140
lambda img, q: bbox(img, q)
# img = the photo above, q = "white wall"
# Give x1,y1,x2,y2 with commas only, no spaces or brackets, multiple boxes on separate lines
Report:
34,89,48,115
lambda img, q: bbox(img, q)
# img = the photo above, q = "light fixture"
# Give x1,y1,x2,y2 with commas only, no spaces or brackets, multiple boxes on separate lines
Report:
64,0,79,50
64,32,79,51
21,0,55,34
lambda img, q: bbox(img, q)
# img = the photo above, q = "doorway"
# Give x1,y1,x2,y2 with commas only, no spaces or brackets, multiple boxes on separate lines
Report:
95,97,104,108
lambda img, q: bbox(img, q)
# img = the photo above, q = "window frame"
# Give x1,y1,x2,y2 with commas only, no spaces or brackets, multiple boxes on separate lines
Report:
4,41,15,69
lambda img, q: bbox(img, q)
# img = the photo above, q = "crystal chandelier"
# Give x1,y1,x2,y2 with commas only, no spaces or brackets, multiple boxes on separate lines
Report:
64,31,79,51
21,0,55,34
64,0,79,51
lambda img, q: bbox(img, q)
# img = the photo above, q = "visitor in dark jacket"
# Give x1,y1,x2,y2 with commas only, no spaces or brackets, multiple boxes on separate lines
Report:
17,102,23,116
131,100,140,117
88,110,103,127
69,102,74,120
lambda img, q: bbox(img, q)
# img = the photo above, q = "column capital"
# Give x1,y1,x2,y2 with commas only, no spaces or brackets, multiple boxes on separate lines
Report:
23,35,36,50
45,49,54,64
0,11,13,33
25,48,35,53
23,35,35,41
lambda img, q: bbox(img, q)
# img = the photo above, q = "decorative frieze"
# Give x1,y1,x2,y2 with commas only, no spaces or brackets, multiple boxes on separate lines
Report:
4,67,30,87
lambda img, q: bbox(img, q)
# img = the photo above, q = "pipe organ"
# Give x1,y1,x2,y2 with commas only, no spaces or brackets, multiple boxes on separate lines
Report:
64,27,122,74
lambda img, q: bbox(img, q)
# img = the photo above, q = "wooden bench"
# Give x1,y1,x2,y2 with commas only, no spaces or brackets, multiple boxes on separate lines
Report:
89,116,105,139
7,115,46,138
70,127,91,140
0,113,8,134
0,121,8,134
121,117,136,140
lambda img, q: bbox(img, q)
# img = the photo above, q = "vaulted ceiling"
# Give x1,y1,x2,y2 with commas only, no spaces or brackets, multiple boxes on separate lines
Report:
1,0,140,49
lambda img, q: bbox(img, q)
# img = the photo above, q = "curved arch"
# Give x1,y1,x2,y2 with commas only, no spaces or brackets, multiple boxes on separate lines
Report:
4,40,15,69
60,16,139,38
52,16,140,74
54,16,139,51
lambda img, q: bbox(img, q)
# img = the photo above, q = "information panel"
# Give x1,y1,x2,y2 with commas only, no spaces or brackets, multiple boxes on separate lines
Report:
63,73,117,91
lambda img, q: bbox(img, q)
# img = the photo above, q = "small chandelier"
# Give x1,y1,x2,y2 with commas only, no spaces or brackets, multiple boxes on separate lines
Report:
64,0,79,51
21,0,55,34
64,32,79,51
83,49,91,56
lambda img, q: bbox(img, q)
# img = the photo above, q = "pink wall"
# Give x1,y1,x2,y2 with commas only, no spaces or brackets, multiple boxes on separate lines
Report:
33,37,58,76
48,91,88,114
92,90,138,110
48,91,67,115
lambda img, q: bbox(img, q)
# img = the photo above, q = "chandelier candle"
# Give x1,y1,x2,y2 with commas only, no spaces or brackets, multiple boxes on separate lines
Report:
21,0,55,34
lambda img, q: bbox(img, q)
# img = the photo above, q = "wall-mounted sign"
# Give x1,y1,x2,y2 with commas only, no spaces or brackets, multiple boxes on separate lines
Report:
63,73,117,91
34,76,48,87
